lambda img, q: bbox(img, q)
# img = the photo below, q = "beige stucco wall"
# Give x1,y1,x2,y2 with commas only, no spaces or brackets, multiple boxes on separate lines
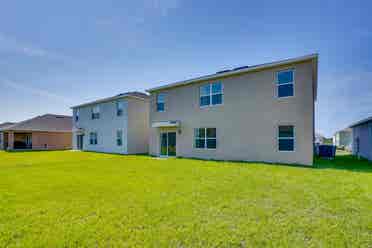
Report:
149,61,315,166
32,132,72,150
127,98,150,154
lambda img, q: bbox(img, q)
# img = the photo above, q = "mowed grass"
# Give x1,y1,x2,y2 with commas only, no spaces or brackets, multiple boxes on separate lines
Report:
0,151,371,247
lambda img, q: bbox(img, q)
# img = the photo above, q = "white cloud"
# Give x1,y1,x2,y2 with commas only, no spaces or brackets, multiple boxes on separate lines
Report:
0,79,73,104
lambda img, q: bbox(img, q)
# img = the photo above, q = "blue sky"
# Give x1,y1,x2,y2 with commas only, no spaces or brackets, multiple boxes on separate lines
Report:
0,0,371,137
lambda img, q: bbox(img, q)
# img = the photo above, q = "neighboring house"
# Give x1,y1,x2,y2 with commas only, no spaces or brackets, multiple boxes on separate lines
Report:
147,54,318,166
0,122,16,150
350,116,372,161
315,133,325,145
71,92,149,154
0,115,72,151
333,128,352,151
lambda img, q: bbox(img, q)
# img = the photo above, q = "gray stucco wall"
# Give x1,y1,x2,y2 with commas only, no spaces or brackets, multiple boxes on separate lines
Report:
333,130,352,151
127,98,150,154
352,122,372,160
149,60,315,166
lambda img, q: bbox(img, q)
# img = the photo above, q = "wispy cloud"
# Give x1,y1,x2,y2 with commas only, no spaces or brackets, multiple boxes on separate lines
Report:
317,70,372,135
144,0,181,17
0,33,50,58
0,32,80,64
0,79,73,104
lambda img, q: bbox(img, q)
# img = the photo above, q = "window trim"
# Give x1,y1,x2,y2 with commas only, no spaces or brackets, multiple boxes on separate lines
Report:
276,69,295,99
91,105,100,120
194,127,217,150
116,129,123,146
116,101,124,117
199,82,224,108
277,124,295,152
156,93,166,112
75,109,79,122
89,132,98,145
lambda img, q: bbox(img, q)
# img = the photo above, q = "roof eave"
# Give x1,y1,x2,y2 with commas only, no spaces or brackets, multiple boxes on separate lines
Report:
70,94,148,109
146,53,319,93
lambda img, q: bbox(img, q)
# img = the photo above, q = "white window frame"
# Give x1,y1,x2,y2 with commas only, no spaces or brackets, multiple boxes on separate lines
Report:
194,127,217,150
156,93,165,112
116,101,124,116
116,129,123,146
199,82,224,108
91,105,100,119
89,132,98,145
277,125,295,152
276,69,295,99
75,109,79,122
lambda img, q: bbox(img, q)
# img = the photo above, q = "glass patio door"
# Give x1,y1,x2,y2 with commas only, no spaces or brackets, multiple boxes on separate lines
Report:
160,132,176,157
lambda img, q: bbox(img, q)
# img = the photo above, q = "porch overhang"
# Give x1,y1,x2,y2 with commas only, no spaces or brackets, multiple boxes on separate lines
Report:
73,128,85,135
151,121,180,128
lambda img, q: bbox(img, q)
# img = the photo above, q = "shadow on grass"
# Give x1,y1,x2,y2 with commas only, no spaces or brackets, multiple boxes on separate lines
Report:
314,154,372,173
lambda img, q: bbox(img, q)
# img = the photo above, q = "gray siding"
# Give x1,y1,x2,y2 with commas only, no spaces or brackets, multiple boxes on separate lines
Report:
352,122,372,160
72,100,129,154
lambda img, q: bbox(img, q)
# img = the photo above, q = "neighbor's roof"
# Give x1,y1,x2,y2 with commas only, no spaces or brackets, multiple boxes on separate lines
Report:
0,114,72,132
71,91,149,109
146,54,318,99
0,122,16,129
349,116,372,128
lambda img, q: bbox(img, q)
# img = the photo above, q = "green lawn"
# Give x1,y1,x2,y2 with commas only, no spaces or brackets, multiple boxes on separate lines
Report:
0,151,371,247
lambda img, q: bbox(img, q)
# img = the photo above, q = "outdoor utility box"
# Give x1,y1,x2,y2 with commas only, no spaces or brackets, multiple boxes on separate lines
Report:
317,145,336,159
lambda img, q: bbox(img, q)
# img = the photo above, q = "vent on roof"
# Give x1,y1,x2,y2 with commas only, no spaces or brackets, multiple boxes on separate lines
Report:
233,65,250,71
216,69,231,74
56,116,67,119
116,93,126,97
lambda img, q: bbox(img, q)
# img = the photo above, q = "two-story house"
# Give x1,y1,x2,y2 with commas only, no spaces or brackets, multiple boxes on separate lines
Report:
71,92,149,154
147,54,318,166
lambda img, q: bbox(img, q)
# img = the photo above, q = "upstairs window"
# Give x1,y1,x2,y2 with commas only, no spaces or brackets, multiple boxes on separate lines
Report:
200,82,223,107
277,70,294,98
75,109,79,122
278,125,295,151
156,93,165,112
91,106,100,119
117,130,123,146
194,128,217,149
116,101,124,116
89,132,98,145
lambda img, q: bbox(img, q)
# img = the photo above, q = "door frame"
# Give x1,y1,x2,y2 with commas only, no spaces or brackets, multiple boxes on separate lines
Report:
77,134,84,150
160,131,177,157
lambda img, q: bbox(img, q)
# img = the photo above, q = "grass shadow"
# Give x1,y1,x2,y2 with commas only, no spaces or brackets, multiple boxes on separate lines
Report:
314,154,372,173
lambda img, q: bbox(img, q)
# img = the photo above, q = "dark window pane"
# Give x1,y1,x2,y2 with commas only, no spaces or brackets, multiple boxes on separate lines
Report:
279,126,294,138
279,139,294,151
200,96,210,106
200,85,210,96
207,139,216,149
212,94,223,105
195,139,205,148
195,128,205,138
157,93,165,103
212,83,222,94
157,103,164,112
277,70,293,85
278,84,294,97
206,128,216,138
